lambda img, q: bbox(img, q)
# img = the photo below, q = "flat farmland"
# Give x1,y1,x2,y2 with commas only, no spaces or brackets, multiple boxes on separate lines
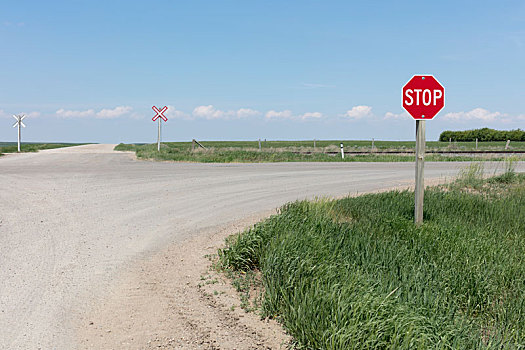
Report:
119,139,525,150
116,140,525,163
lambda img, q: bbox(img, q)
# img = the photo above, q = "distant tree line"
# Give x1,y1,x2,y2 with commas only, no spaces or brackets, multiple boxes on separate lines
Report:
439,128,525,142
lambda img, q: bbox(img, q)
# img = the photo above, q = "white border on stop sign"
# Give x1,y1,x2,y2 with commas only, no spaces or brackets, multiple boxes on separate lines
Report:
401,74,445,120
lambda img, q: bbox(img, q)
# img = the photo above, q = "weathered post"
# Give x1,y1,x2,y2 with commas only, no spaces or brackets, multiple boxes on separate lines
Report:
505,140,510,150
414,120,426,225
258,139,262,151
192,139,196,151
476,138,478,150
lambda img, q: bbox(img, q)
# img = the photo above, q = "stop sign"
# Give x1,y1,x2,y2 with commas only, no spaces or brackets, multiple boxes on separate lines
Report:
402,75,445,120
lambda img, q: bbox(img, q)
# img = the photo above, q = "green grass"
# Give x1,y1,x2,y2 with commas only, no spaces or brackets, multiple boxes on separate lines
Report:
0,142,85,155
117,140,525,151
219,171,525,349
115,141,525,163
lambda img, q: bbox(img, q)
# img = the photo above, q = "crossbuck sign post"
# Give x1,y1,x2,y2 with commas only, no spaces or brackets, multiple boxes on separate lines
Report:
152,106,168,151
12,114,26,152
402,75,445,225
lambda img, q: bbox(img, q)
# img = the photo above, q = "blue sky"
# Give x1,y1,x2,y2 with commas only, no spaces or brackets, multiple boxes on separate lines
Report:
1,0,524,143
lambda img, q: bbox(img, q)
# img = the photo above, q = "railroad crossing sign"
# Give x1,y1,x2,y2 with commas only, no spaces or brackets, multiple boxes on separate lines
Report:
152,106,168,122
401,74,445,225
402,75,445,120
12,114,26,152
152,106,168,151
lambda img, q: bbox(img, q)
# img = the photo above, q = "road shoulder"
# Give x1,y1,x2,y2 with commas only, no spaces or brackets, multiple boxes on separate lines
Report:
76,211,291,349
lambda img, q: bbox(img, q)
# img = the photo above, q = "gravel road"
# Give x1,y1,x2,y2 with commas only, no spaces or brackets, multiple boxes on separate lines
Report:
1,144,521,349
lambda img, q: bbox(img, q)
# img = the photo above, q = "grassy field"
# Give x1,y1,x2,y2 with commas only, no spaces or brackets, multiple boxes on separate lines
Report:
115,140,525,163
219,168,525,349
117,139,525,151
0,142,85,155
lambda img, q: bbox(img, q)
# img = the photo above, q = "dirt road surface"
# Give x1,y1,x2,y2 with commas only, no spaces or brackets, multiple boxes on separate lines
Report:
1,144,521,349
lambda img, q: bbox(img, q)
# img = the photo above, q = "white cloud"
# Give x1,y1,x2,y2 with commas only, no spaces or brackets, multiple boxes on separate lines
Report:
384,111,412,120
24,111,41,118
265,110,293,119
56,106,132,119
236,108,261,118
344,105,372,119
265,110,324,121
165,105,191,120
56,108,95,118
96,106,132,119
298,112,323,120
191,105,259,120
193,105,226,119
443,108,505,122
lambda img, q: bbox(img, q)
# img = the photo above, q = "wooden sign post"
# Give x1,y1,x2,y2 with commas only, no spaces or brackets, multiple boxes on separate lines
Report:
402,75,445,225
414,120,425,224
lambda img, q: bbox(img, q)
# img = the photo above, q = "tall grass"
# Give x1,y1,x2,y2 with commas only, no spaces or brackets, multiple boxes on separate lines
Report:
220,174,525,349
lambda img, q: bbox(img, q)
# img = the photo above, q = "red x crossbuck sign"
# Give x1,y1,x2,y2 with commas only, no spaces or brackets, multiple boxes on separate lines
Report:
152,106,168,122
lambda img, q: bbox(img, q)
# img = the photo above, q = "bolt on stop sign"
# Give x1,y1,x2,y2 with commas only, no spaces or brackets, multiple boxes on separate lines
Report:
402,75,445,120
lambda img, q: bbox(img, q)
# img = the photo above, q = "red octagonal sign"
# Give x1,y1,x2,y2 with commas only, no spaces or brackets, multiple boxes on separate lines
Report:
402,75,445,120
